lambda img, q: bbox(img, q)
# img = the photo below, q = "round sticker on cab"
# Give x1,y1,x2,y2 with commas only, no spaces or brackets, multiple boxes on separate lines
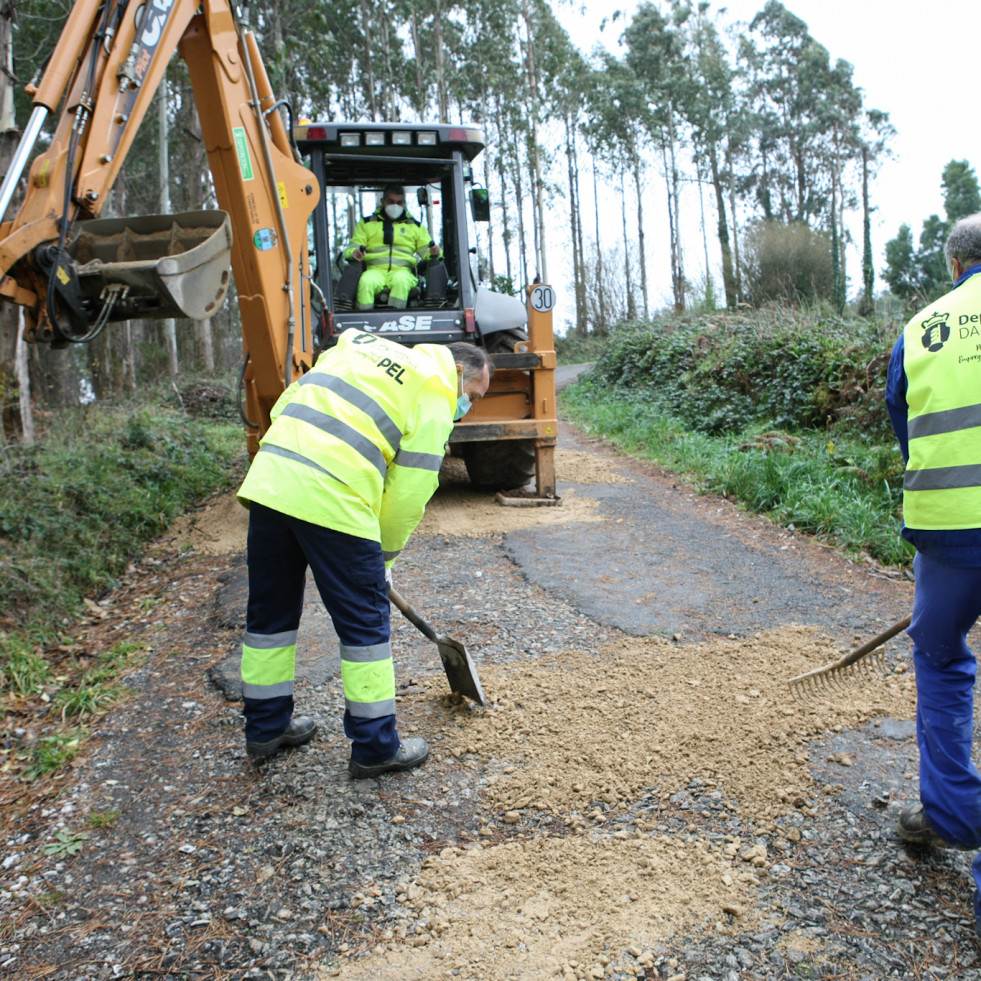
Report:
253,228,278,250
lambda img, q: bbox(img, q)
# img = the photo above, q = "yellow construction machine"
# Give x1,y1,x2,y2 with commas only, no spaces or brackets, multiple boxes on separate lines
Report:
0,0,557,497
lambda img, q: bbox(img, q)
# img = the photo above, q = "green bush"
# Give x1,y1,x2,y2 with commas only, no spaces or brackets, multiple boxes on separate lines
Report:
588,309,898,437
0,401,244,629
741,220,833,306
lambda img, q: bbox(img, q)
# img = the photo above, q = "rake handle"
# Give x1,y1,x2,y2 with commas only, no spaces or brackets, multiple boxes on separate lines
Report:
836,614,912,669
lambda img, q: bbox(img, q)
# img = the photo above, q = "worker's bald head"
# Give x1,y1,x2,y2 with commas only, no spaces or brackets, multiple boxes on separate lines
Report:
945,213,981,274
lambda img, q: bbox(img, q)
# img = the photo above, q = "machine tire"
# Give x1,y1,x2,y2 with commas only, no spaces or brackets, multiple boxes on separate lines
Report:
462,439,536,491
459,328,536,491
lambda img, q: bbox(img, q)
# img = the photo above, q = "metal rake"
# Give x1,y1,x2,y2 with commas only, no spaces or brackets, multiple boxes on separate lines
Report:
788,615,911,701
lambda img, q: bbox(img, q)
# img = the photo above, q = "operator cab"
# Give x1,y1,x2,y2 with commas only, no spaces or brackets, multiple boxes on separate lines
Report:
296,122,490,350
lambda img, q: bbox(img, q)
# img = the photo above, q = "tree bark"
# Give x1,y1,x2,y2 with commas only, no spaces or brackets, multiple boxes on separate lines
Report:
631,147,649,321
619,167,636,321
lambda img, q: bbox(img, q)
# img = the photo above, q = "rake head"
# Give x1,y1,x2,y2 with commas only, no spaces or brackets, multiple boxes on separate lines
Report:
786,614,911,704
788,649,889,702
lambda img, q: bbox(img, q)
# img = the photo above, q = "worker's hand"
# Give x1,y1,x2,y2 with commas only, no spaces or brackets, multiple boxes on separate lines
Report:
385,567,393,587
352,247,366,262
428,243,440,258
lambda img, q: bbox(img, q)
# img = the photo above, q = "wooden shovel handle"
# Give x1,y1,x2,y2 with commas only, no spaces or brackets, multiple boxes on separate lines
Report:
388,585,438,643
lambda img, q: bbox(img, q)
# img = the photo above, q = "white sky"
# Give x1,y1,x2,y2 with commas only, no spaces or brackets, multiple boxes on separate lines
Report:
545,0,977,322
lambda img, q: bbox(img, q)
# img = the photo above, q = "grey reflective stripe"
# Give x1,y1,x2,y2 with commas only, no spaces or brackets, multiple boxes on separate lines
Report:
280,403,387,477
340,642,393,664
300,373,402,453
243,629,298,650
905,463,981,491
346,697,397,719
258,443,339,479
382,548,401,561
393,448,443,472
909,402,981,440
242,681,295,699
365,247,416,269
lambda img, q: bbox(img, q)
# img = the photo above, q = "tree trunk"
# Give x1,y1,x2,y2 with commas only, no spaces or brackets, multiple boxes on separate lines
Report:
520,0,546,282
592,166,607,334
631,148,649,321
858,146,875,318
410,13,427,118
482,146,496,284
619,167,636,321
359,0,379,120
661,145,682,313
564,114,585,334
726,138,743,302
433,0,448,123
15,308,33,445
195,318,215,372
708,143,737,310
667,121,685,312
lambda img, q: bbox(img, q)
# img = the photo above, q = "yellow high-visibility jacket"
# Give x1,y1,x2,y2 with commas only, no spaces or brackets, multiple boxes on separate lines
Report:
238,329,456,565
902,271,981,530
343,207,441,272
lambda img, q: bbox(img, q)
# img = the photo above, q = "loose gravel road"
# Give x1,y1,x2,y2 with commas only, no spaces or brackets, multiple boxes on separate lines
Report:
2,375,978,981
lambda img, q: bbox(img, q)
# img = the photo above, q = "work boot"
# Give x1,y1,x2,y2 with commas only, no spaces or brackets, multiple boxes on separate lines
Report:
897,802,969,850
246,717,317,760
348,737,430,780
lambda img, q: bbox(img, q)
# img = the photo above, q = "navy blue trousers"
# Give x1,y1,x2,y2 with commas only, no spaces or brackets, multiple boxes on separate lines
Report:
242,502,398,763
909,552,981,916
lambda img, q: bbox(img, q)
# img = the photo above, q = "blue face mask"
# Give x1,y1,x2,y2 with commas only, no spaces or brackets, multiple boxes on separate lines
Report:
454,393,472,421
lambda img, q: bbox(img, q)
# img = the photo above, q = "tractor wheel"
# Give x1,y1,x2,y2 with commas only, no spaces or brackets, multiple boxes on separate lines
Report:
462,439,536,491
460,328,536,491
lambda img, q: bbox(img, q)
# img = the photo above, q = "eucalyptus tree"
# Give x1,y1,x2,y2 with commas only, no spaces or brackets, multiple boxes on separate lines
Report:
582,52,655,322
857,109,894,316
622,2,689,311
673,1,741,309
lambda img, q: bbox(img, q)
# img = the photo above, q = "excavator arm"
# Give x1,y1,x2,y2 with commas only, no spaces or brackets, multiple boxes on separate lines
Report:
0,0,320,453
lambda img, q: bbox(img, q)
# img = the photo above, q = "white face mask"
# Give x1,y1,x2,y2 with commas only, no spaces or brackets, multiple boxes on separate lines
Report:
384,203,404,220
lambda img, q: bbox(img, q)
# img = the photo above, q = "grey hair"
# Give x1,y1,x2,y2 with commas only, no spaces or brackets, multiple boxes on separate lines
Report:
448,341,494,382
945,213,981,266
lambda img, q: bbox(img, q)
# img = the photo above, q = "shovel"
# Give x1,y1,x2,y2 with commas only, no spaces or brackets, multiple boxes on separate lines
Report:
388,585,487,707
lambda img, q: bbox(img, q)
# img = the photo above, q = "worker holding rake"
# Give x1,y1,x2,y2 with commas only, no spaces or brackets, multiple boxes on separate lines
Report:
886,212,981,937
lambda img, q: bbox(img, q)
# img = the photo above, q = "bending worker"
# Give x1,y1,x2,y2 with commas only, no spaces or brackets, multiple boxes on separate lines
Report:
237,330,492,778
886,211,981,937
343,184,441,311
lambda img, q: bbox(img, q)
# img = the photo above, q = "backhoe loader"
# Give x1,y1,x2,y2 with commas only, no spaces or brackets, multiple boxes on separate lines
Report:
0,0,557,496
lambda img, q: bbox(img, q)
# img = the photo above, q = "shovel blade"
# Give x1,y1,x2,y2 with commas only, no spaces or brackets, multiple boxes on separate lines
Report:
435,634,486,707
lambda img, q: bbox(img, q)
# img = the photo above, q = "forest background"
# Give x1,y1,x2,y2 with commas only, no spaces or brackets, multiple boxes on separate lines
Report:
0,0,971,407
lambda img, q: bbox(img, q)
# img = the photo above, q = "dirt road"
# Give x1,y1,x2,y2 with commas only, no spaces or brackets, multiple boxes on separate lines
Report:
3,405,979,981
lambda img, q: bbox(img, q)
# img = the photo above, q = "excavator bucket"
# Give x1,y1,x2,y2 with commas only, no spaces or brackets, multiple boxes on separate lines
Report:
58,210,233,328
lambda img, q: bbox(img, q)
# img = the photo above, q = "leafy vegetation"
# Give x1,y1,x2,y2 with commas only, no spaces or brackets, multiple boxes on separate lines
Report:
0,388,245,782
560,308,910,566
0,396,243,628
884,160,981,306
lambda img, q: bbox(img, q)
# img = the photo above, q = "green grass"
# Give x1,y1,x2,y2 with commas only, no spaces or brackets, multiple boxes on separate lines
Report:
560,380,909,567
53,641,142,721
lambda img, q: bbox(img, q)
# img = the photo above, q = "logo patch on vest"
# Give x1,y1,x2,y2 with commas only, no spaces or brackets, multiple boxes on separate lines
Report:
920,311,950,352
